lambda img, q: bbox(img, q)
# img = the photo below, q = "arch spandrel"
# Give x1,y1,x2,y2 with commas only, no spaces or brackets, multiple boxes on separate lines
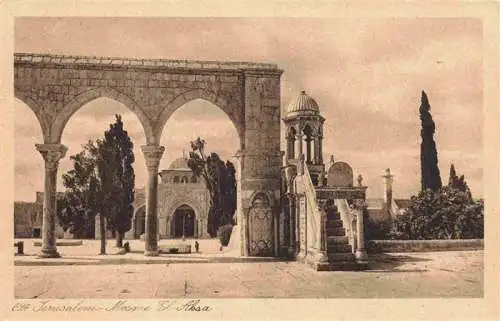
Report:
13,93,51,141
51,87,155,144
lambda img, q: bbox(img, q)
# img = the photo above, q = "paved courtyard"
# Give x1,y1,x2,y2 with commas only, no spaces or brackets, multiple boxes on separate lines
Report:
14,239,483,298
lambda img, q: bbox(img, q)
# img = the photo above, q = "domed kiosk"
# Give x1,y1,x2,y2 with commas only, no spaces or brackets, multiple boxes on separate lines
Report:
281,90,369,271
282,90,326,185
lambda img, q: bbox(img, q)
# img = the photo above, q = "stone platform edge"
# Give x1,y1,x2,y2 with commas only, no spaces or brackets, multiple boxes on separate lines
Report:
32,240,83,246
367,239,484,253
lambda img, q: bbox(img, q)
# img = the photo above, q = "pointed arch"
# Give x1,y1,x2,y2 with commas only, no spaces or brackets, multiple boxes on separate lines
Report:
249,190,275,208
50,87,155,144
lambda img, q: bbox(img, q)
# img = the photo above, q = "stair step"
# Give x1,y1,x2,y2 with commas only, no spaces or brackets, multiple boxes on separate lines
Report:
316,261,368,271
326,227,346,236
326,235,349,244
328,252,355,261
326,214,341,220
327,243,352,253
326,220,343,228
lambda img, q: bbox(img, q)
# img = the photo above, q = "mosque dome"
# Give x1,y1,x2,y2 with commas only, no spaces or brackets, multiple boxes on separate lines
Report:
168,157,190,171
285,90,320,118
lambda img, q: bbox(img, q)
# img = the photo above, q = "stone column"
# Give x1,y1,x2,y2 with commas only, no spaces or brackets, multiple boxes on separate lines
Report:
355,202,369,262
318,136,323,164
295,195,301,256
166,216,170,238
141,145,165,256
287,193,296,255
295,131,304,160
305,137,312,163
382,168,394,218
287,137,295,160
234,150,247,256
313,136,320,165
35,144,67,258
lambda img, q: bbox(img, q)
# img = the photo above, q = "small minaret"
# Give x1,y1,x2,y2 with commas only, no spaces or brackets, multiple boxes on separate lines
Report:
382,168,394,214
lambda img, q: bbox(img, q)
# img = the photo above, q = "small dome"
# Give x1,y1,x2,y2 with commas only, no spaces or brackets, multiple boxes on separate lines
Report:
168,157,190,170
285,90,320,117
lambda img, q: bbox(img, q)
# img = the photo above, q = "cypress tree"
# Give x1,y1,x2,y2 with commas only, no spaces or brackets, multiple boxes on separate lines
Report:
448,163,473,201
419,90,442,191
448,163,458,186
99,115,135,248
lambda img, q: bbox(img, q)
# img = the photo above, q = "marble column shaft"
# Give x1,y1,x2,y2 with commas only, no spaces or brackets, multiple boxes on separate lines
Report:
141,145,165,256
295,132,304,160
36,144,67,258
288,194,296,252
355,207,369,261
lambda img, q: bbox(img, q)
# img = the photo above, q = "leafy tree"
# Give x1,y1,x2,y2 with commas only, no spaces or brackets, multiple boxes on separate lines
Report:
99,115,135,248
57,115,135,253
420,90,442,192
390,185,483,240
57,141,102,240
187,137,237,237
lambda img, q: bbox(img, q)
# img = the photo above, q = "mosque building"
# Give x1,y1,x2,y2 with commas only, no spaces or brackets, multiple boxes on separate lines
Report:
121,154,211,240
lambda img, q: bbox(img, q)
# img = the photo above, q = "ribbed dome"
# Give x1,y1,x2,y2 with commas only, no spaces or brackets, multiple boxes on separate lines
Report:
168,157,190,170
285,90,320,117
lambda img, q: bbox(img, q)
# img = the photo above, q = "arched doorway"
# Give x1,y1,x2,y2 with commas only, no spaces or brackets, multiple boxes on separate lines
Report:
172,205,196,238
134,206,146,239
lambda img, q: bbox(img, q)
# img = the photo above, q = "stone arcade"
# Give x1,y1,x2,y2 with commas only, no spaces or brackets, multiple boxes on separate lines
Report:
14,53,282,258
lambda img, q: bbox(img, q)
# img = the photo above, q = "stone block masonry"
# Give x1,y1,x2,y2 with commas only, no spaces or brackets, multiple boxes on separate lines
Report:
14,52,284,258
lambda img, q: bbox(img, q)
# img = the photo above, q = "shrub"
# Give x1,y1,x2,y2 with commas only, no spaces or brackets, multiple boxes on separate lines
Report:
365,218,391,241
390,186,484,240
217,224,233,246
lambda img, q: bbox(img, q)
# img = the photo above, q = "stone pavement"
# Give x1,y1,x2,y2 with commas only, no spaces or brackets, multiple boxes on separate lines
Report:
15,249,483,298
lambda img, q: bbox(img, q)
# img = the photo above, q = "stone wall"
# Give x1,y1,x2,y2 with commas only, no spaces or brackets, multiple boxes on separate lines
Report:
367,239,484,253
14,53,281,145
13,202,41,238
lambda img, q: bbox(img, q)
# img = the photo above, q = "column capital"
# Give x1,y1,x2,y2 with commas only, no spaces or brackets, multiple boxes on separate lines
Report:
36,144,68,169
295,133,305,140
141,145,165,170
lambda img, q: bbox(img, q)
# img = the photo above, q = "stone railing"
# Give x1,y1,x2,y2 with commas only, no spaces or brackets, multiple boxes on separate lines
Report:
334,199,357,253
302,163,326,254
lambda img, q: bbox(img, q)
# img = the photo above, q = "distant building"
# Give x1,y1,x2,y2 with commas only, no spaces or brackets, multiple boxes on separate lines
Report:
118,155,211,240
366,168,410,223
14,192,65,238
15,155,212,240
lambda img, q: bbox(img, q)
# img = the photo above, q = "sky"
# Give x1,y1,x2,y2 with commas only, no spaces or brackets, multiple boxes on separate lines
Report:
14,17,483,201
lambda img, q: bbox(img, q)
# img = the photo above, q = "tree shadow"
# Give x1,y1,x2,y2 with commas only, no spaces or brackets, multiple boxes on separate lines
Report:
367,253,433,272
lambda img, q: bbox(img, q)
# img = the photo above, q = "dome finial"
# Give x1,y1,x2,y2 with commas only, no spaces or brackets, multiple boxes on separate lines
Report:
284,90,320,117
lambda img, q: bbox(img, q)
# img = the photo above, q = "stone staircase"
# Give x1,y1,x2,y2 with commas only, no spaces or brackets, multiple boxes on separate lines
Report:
317,208,368,271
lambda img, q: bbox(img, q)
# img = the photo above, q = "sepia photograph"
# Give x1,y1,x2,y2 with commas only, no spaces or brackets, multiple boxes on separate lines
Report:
1,2,499,320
